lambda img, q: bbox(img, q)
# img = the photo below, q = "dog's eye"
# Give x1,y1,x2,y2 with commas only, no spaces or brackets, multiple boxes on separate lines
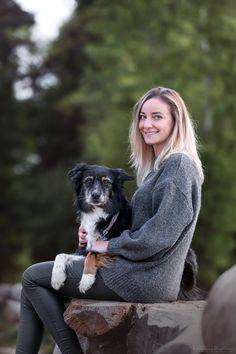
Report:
102,177,111,185
84,176,94,185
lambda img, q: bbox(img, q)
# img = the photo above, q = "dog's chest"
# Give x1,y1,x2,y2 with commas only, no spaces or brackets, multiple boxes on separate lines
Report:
81,208,109,248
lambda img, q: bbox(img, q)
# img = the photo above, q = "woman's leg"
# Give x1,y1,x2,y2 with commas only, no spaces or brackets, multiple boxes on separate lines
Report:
16,290,44,354
16,261,82,354
16,258,123,354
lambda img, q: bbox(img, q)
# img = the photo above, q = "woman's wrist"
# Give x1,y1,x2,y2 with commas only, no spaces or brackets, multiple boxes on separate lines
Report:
91,240,109,253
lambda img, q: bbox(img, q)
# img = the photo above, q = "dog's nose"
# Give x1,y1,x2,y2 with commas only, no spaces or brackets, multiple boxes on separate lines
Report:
91,191,100,199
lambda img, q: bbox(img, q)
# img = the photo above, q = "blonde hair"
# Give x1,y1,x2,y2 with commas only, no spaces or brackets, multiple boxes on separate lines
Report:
129,87,204,186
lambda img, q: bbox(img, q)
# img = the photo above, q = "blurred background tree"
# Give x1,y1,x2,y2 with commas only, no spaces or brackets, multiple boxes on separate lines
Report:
1,0,236,288
0,0,34,281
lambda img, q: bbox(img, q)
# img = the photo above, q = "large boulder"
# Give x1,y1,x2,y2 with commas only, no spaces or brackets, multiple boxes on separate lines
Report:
62,299,206,354
202,265,236,354
0,283,11,305
0,283,22,323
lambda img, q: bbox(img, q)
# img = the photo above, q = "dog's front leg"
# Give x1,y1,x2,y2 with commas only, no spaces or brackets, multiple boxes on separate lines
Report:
79,253,112,293
79,253,97,293
51,253,68,290
51,253,82,290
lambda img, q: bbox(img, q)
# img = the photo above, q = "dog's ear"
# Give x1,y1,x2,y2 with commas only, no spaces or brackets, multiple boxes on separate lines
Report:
115,168,134,182
68,163,87,180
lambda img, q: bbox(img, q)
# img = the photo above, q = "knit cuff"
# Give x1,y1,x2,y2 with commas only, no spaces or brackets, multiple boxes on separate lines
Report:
107,237,121,256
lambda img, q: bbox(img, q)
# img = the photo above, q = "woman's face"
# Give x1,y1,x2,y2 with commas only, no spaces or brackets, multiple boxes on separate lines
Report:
138,97,174,156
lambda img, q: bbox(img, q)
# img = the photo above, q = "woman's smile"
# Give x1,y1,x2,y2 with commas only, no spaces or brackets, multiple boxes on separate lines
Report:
143,130,159,135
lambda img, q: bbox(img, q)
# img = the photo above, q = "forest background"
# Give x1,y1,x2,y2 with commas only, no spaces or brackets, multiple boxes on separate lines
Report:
1,0,236,290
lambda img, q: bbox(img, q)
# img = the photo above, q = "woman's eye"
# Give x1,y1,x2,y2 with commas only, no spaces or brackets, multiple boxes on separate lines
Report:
139,114,146,120
153,115,162,120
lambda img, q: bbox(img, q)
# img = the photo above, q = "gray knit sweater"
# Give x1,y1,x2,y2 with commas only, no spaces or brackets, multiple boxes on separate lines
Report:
100,153,202,303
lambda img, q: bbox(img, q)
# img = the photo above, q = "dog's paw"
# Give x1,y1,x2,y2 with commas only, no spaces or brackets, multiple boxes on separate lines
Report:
51,254,68,290
79,273,96,294
51,270,66,290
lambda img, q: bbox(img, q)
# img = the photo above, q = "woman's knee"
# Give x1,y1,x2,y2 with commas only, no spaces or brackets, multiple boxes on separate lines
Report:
22,264,37,288
22,262,53,289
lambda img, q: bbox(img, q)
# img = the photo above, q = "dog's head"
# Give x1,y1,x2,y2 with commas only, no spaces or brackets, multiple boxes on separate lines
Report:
68,163,134,211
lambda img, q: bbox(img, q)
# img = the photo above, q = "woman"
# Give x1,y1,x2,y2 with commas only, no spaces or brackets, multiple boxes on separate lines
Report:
16,87,203,354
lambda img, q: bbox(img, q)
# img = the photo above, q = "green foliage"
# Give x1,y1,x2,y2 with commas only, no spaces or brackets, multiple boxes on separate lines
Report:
1,0,236,288
193,146,236,286
72,0,236,287
23,164,78,261
0,0,34,281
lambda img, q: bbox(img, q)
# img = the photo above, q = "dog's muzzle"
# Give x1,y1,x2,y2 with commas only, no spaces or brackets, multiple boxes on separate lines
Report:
86,190,107,206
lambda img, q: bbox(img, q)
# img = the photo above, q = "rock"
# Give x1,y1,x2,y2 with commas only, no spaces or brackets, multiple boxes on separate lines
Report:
156,343,192,354
8,283,22,301
64,299,136,337
202,265,236,354
3,299,21,323
0,347,15,354
64,299,206,354
0,284,11,305
0,283,22,323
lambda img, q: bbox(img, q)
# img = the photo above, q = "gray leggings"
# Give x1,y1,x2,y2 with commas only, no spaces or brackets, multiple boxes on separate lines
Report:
15,259,124,354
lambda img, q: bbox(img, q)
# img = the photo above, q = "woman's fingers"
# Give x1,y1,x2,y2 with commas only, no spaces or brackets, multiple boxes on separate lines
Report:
78,226,87,246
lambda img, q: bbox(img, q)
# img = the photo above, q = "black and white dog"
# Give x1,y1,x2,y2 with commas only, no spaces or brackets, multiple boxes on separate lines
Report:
51,163,205,299
51,163,134,293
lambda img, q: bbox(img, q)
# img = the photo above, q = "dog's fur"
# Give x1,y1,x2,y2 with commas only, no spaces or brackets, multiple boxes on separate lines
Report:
51,163,206,300
51,163,133,293
178,248,207,300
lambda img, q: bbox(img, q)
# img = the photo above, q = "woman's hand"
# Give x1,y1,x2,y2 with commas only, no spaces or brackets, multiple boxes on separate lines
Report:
91,240,109,253
78,226,87,247
79,227,108,252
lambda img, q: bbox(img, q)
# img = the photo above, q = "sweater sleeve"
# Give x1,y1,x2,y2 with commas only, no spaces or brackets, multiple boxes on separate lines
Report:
107,181,193,261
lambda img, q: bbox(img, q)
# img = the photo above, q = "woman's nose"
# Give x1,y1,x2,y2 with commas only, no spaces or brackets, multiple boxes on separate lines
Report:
143,117,153,128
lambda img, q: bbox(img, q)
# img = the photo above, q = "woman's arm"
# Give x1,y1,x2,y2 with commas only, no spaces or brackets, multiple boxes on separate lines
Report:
107,181,193,261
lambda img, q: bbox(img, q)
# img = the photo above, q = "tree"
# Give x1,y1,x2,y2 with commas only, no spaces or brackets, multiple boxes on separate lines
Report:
18,0,98,262
3,0,236,285
64,0,236,287
0,0,34,281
